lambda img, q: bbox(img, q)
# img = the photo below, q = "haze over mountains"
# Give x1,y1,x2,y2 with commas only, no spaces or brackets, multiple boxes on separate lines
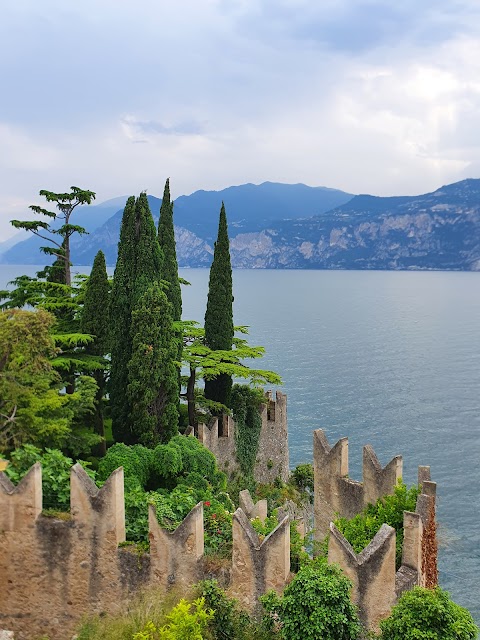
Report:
2,180,480,271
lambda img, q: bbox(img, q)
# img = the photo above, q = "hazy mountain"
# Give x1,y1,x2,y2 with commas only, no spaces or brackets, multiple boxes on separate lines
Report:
2,182,353,266
0,231,28,256
228,179,480,270
172,181,354,241
3,179,479,270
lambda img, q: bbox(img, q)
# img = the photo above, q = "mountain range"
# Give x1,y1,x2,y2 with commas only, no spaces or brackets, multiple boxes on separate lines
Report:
2,179,480,271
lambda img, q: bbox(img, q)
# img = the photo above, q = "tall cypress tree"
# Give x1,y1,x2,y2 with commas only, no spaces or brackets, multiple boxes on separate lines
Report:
81,250,110,455
127,285,179,445
158,178,182,321
110,193,164,443
204,202,234,407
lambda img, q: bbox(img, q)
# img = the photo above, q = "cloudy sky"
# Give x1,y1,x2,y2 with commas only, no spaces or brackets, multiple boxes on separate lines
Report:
1,0,480,239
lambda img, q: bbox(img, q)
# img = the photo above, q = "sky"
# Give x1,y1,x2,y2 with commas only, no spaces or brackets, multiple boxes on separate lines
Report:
2,0,480,239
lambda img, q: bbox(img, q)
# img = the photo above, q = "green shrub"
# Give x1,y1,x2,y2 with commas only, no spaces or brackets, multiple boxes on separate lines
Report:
152,436,219,489
98,443,153,489
199,580,274,640
6,444,95,510
76,588,196,639
335,481,419,567
231,385,263,477
380,586,478,640
262,557,361,640
133,597,213,640
291,463,314,497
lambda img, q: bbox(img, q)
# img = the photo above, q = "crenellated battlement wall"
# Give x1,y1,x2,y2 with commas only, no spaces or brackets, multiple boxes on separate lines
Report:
0,423,438,638
324,452,437,632
197,390,289,483
313,429,403,540
0,464,290,640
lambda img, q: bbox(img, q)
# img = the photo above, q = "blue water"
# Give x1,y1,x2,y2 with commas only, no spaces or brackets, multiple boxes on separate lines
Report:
1,265,479,623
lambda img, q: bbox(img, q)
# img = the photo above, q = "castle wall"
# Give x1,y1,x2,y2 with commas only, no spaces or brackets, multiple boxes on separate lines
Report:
229,508,290,613
198,390,289,484
254,391,290,483
0,464,291,640
313,429,402,541
329,523,397,632
326,459,438,631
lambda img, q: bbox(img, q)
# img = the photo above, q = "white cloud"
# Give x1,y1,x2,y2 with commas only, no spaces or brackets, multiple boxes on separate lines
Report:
2,1,480,239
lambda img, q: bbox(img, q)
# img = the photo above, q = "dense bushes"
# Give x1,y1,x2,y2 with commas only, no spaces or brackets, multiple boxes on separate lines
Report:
97,436,233,550
5,444,95,511
380,586,478,640
262,557,361,640
335,481,420,567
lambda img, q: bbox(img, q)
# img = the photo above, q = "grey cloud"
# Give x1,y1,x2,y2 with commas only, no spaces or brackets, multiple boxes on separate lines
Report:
226,0,479,53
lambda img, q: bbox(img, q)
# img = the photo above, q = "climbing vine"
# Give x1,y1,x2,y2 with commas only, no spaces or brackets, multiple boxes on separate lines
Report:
230,385,263,478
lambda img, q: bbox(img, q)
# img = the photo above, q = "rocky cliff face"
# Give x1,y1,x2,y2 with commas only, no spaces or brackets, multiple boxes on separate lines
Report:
227,180,480,270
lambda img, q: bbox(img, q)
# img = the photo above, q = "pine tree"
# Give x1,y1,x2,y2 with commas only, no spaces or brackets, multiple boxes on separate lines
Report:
158,178,182,321
81,250,110,455
127,286,179,445
204,202,234,407
110,193,164,443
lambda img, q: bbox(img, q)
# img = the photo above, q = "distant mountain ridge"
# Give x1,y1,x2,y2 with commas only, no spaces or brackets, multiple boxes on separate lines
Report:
1,182,352,266
2,179,480,271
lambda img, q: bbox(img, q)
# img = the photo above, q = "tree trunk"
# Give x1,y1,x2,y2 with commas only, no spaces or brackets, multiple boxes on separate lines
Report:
187,366,196,429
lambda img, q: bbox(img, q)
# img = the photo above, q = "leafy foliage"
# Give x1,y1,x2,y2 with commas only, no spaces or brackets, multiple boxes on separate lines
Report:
98,438,232,548
199,580,275,640
379,586,478,640
10,186,95,286
5,444,95,510
334,481,420,568
231,385,263,478
291,463,314,497
0,308,97,453
133,597,213,640
97,442,154,489
204,202,234,407
180,322,281,427
127,285,179,445
110,193,164,443
262,557,361,640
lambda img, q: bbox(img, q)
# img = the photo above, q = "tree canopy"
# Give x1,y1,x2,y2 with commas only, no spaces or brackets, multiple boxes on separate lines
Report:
110,193,166,443
11,186,96,286
204,202,234,407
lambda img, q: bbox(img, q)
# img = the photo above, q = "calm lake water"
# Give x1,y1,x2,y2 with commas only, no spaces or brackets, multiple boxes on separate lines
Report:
1,265,479,623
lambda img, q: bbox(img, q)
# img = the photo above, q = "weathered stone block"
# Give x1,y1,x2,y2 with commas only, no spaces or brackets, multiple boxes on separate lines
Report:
329,522,396,632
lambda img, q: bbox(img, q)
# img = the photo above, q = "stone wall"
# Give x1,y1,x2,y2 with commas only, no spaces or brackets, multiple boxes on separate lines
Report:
313,429,402,541
197,390,290,483
325,456,438,632
0,464,290,640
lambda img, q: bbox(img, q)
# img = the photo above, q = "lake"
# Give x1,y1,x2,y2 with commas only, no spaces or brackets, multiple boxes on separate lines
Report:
1,264,479,623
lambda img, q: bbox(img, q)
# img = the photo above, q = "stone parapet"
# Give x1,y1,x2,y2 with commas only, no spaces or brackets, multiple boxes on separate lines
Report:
0,464,291,640
329,522,397,632
230,508,290,612
313,430,402,541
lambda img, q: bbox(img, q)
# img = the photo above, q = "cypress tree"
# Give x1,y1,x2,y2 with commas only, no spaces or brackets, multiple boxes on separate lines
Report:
158,178,182,321
127,285,179,445
81,250,110,455
110,193,164,443
204,202,234,407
